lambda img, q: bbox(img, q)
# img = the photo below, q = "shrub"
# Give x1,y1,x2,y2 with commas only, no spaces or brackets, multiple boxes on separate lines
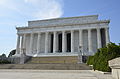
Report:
87,42,120,72
86,56,94,65
0,53,11,64
0,60,11,64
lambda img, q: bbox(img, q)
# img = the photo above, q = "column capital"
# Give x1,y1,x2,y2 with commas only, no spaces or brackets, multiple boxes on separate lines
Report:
45,32,49,35
23,33,27,37
105,27,109,31
38,32,41,35
79,29,83,31
24,33,27,35
96,27,101,30
54,31,57,33
62,30,65,33
88,28,92,31
105,27,109,29
30,33,34,35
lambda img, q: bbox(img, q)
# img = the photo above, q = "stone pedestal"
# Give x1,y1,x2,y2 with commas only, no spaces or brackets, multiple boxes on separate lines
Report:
11,53,30,64
20,53,26,64
109,57,120,79
77,55,83,63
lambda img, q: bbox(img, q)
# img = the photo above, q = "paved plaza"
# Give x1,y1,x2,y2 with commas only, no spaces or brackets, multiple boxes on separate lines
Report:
0,69,113,79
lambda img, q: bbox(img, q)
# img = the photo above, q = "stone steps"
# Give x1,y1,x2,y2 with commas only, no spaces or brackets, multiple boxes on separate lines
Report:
0,56,92,70
26,56,78,64
0,63,92,70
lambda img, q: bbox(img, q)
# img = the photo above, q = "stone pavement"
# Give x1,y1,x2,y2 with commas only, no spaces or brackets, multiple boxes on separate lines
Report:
0,69,113,79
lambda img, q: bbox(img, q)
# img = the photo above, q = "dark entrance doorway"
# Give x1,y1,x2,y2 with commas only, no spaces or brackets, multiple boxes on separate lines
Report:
100,28,106,48
50,34,53,53
58,33,62,52
66,33,71,52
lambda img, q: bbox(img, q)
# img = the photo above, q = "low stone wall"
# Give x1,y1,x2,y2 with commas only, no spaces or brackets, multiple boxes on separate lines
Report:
109,57,120,79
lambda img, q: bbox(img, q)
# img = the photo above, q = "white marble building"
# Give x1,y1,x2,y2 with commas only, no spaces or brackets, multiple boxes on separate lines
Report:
15,15,110,57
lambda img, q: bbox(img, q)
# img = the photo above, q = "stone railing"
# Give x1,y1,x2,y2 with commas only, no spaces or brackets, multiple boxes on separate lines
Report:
109,57,120,79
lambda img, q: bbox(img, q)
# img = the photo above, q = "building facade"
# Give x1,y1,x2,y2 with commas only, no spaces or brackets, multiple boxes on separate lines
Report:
15,15,110,57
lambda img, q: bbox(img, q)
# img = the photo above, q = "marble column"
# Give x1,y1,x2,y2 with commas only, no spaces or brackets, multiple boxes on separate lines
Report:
62,31,65,53
105,27,110,45
97,28,102,48
71,30,74,53
20,35,24,54
37,33,41,54
79,29,83,55
88,29,92,54
79,29,83,47
23,34,26,54
53,31,57,53
30,33,34,53
23,34,26,49
45,32,48,53
16,34,20,54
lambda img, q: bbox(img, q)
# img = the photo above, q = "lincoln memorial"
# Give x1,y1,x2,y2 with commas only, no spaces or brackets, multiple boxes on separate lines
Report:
15,15,110,57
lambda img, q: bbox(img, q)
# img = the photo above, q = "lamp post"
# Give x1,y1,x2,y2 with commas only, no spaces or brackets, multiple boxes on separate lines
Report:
78,46,83,63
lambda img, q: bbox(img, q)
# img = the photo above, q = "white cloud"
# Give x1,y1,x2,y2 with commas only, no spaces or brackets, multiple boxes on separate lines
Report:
24,0,63,19
32,0,63,19
0,0,64,20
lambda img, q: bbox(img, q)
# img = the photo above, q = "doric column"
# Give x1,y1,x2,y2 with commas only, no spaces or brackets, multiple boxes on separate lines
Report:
30,33,34,53
79,29,83,47
37,33,41,54
88,29,92,54
45,32,48,53
23,34,26,49
97,28,102,48
23,34,27,54
105,27,110,45
62,31,65,53
79,29,83,54
53,31,57,53
20,35,24,54
16,34,20,54
71,30,74,53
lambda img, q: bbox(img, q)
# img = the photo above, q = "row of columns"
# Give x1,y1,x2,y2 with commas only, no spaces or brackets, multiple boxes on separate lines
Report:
16,27,110,55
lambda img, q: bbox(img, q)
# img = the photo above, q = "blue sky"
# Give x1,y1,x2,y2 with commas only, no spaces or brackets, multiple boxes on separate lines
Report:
0,0,120,55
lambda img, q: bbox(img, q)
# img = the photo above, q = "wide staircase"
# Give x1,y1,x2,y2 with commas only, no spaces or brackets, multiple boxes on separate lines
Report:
27,56,78,64
0,56,92,70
